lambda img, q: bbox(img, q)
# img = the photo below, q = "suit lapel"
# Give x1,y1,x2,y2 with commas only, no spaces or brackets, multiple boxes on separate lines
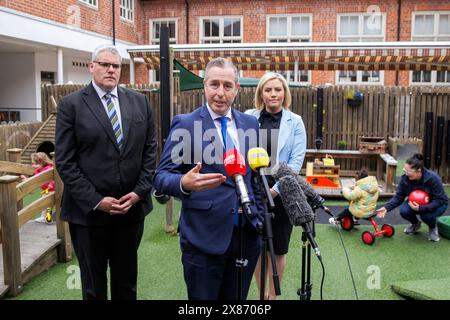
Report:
231,107,246,154
200,105,232,185
276,109,291,163
82,83,120,152
117,87,131,152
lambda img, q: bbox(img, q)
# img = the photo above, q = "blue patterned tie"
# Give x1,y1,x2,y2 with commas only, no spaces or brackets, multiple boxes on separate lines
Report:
104,93,123,149
217,116,241,226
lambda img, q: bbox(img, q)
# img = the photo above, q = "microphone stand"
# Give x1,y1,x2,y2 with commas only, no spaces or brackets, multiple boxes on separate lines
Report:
254,174,281,300
235,191,253,300
298,210,316,300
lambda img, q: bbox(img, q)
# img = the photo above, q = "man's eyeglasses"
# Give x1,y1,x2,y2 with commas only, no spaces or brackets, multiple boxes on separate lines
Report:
403,168,417,174
93,61,121,70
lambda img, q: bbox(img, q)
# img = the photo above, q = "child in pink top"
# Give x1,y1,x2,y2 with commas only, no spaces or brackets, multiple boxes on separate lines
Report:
20,152,55,224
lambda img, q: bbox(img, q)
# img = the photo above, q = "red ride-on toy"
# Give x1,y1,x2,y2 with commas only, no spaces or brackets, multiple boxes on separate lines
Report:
340,214,395,245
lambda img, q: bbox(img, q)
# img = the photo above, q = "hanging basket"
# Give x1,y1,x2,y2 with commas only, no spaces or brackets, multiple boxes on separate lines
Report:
345,89,363,107
347,98,362,107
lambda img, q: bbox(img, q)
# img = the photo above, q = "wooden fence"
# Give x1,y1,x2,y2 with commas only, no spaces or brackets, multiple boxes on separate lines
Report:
41,84,450,182
0,122,42,161
0,160,71,297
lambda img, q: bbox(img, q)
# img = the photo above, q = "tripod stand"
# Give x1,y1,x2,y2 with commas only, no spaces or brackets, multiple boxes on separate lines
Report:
235,196,254,300
255,175,280,300
298,215,317,300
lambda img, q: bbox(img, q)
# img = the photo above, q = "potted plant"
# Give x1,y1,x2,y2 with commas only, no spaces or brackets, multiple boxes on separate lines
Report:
337,140,347,150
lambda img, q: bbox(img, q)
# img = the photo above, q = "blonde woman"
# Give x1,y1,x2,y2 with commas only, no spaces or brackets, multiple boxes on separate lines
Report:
245,72,307,300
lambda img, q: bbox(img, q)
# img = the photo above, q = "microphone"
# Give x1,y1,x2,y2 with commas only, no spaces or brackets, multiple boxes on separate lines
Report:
224,149,252,217
277,173,321,258
272,162,332,216
152,188,170,204
247,147,275,209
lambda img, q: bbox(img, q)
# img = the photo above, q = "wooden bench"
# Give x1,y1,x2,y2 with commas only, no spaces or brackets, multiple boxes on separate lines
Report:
304,149,398,193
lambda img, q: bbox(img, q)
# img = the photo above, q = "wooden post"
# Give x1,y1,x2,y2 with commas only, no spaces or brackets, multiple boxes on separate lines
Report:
53,165,72,262
6,148,22,163
385,164,396,193
376,157,384,182
164,48,176,235
0,175,22,296
7,148,24,212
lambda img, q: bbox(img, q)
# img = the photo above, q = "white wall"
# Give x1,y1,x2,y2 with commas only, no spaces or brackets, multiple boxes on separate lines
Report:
34,51,57,121
65,56,91,84
0,52,38,122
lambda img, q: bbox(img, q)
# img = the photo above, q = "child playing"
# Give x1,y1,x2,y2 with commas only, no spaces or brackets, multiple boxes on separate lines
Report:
20,152,55,224
329,168,379,224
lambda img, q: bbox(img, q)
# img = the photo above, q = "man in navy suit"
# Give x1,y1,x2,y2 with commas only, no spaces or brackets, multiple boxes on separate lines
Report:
55,45,156,300
154,58,263,300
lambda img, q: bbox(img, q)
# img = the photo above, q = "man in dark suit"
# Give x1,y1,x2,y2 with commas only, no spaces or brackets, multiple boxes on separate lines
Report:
55,45,156,300
153,58,264,300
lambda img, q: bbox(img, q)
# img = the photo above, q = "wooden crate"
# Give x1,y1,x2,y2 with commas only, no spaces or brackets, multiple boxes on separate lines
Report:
358,136,388,154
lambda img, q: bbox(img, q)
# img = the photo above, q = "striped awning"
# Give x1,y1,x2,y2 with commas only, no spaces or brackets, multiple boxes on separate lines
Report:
128,42,450,71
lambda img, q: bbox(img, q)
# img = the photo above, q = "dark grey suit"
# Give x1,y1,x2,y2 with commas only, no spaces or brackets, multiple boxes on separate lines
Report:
55,82,156,299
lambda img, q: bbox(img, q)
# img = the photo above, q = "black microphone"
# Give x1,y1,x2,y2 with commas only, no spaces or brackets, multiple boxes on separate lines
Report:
272,162,332,216
152,188,170,204
277,173,321,258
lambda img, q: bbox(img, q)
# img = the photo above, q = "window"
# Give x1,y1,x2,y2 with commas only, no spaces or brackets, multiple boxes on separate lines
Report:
337,13,385,84
411,12,450,85
267,15,312,84
150,20,177,44
79,0,97,8
150,19,178,83
338,70,382,84
120,0,134,22
412,12,450,41
411,71,450,85
200,17,242,43
338,13,385,41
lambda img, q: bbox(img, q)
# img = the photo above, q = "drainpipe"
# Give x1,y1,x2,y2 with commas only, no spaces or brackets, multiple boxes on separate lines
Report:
395,0,401,85
185,0,189,43
112,0,116,45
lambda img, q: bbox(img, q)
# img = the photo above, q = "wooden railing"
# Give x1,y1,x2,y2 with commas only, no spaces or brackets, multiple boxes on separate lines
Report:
0,156,71,296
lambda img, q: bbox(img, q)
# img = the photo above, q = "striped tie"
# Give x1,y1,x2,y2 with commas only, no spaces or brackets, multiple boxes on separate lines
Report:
104,93,123,149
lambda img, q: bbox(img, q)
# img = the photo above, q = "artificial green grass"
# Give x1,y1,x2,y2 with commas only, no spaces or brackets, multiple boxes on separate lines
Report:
391,278,450,300
10,198,450,300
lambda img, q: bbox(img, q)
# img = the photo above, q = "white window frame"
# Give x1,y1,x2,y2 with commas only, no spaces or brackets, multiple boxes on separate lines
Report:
119,0,134,23
336,13,386,85
410,11,450,85
337,13,386,42
266,14,312,85
199,16,243,44
266,14,312,43
78,0,98,9
336,70,385,85
149,19,178,84
409,70,450,86
149,19,178,44
412,11,450,41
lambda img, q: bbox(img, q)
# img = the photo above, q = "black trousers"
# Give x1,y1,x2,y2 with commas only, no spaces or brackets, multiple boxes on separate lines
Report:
69,220,144,300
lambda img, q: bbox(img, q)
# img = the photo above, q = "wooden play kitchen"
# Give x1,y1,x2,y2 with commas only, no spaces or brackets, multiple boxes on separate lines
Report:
306,155,341,188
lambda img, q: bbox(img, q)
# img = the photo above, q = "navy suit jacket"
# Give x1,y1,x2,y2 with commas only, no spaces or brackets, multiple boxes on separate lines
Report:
153,105,264,255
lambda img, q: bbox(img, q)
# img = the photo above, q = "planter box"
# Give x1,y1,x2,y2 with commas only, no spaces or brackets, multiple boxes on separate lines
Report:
359,136,388,154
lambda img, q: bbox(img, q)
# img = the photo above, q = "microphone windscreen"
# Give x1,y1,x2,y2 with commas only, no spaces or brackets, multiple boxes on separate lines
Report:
273,162,325,209
278,175,314,226
271,162,295,180
248,147,270,171
224,149,246,177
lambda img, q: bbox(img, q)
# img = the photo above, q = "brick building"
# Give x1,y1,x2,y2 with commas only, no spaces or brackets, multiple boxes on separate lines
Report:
0,0,449,121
